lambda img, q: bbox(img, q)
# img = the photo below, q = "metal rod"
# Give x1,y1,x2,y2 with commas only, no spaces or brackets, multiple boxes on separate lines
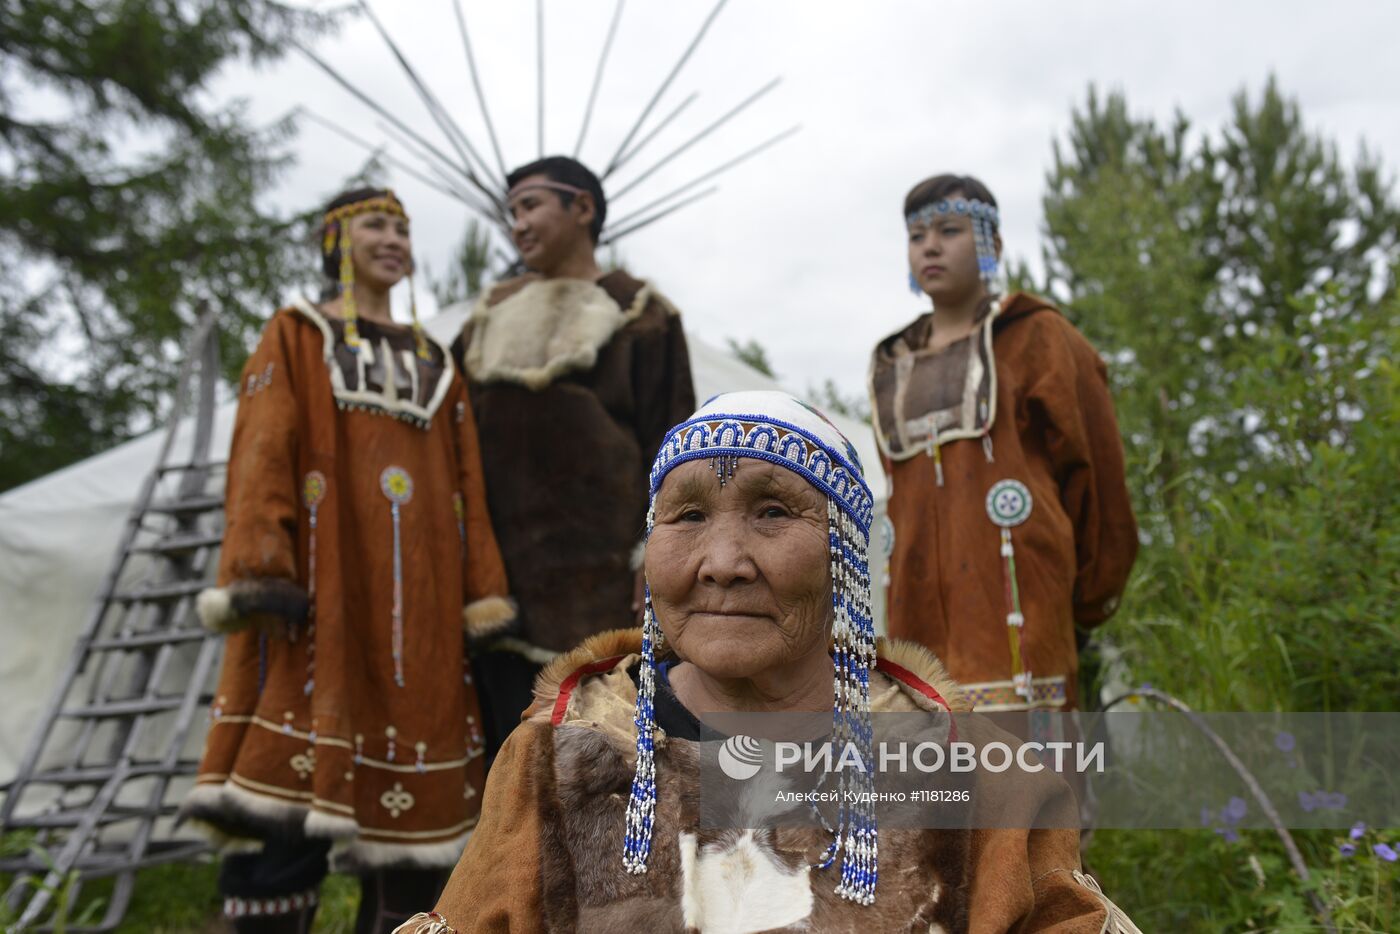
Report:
293,39,500,208
1101,687,1337,934
575,0,625,158
601,0,730,177
611,77,780,200
452,0,509,179
300,109,480,208
605,169,712,230
373,120,503,220
536,0,545,159
600,186,718,246
607,90,698,178
617,123,798,207
357,0,503,196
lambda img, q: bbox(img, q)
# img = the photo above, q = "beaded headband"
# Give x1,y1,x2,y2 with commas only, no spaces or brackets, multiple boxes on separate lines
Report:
320,194,408,255
625,391,880,906
506,179,588,205
319,190,428,359
905,197,1001,288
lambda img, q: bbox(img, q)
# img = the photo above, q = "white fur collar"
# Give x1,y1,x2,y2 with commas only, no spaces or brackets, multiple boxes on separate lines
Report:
463,277,652,390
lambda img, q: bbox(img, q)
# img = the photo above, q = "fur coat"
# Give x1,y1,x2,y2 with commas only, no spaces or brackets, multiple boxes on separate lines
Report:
870,292,1139,710
454,271,696,656
182,301,512,871
395,630,1141,933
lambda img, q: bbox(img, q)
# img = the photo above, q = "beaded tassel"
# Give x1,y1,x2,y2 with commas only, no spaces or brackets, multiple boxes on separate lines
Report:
408,273,432,361
1001,529,1031,703
338,224,363,352
986,480,1034,704
972,210,999,288
302,472,326,696
380,467,414,688
819,498,878,905
623,505,660,875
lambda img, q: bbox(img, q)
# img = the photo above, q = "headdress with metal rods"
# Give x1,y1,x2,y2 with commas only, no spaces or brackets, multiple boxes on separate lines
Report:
295,0,798,256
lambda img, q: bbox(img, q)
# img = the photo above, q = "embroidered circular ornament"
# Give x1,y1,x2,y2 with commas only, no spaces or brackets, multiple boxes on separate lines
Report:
302,471,327,508
380,466,414,504
878,515,896,558
986,479,1032,528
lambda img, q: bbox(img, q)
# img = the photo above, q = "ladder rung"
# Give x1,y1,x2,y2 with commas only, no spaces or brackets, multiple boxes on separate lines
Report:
145,495,224,515
3,803,176,830
60,697,184,719
89,629,210,652
157,460,227,476
23,760,200,787
112,579,207,603
133,531,224,555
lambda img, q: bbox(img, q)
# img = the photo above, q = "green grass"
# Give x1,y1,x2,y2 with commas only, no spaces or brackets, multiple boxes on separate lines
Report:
2,842,362,933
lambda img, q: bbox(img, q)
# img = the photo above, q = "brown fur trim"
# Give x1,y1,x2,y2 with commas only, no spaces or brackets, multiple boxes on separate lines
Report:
179,779,353,845
876,638,971,712
461,595,518,645
329,831,472,873
197,579,309,633
463,278,645,390
528,629,972,718
530,628,645,716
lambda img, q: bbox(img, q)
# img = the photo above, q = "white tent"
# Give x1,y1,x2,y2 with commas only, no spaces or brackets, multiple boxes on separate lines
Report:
0,304,886,783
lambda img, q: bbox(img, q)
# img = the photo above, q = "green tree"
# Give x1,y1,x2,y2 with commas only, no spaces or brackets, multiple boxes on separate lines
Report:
1045,76,1399,934
726,337,777,379
429,218,494,308
0,0,336,492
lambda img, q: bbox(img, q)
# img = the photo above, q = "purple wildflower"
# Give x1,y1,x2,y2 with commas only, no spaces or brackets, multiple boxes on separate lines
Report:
1214,827,1239,844
1350,822,1366,840
1224,797,1247,822
1339,843,1356,857
1375,843,1398,862
1322,791,1347,811
1274,731,1295,753
1298,791,1317,813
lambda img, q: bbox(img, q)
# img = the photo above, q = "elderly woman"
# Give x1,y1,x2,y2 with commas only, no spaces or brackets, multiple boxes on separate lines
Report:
396,392,1138,933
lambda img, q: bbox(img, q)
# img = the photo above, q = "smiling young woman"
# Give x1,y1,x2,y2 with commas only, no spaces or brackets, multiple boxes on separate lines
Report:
181,188,515,933
869,173,1139,716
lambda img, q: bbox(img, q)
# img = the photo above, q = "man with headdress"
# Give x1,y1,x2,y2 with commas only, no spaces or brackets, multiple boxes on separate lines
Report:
869,174,1138,714
453,156,695,759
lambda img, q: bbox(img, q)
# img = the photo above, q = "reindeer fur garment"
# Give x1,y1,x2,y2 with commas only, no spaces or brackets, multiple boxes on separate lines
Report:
455,272,695,654
397,630,1141,933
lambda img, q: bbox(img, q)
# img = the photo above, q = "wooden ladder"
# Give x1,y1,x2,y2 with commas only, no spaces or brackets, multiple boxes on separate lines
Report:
1,307,227,931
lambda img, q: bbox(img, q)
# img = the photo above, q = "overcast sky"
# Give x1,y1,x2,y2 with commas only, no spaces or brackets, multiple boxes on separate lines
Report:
215,0,1400,399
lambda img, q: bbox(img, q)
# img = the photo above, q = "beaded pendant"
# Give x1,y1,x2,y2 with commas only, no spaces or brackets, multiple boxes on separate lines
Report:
302,471,327,696
380,466,415,687
986,479,1033,703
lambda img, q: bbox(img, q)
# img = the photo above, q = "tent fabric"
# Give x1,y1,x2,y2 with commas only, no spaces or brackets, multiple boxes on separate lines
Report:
0,303,885,783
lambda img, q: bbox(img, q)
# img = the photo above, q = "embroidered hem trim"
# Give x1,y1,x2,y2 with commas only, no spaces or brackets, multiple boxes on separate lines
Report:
960,675,1068,711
